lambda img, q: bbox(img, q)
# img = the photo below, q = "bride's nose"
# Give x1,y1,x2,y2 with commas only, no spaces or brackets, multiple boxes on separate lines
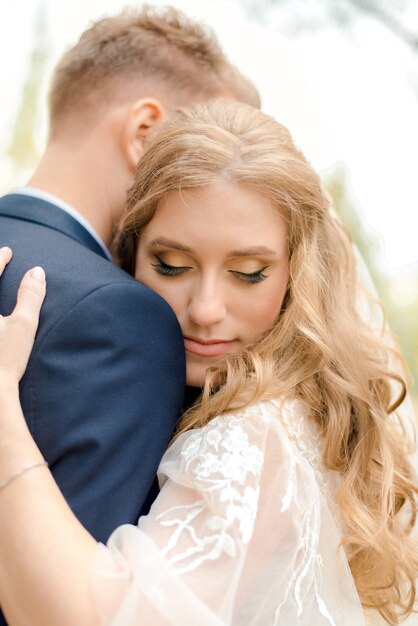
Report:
187,279,226,328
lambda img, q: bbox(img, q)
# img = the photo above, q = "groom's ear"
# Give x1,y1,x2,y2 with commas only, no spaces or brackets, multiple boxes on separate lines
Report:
121,99,167,172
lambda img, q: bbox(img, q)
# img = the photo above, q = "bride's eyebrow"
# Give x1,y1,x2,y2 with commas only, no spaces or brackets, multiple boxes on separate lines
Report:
147,238,193,252
146,239,278,258
229,246,277,257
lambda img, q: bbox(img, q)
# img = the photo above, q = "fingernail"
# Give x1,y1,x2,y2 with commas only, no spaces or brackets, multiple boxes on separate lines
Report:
30,266,46,282
0,246,12,254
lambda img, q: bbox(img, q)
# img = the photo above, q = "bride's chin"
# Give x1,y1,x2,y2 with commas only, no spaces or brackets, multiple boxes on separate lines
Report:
185,352,235,388
185,372,206,388
185,362,209,388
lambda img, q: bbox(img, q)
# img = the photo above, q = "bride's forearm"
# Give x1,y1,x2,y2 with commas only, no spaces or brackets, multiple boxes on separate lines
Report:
0,392,100,626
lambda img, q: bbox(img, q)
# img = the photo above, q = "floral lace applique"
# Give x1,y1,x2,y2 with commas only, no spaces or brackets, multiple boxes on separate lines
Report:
156,414,264,575
271,397,345,535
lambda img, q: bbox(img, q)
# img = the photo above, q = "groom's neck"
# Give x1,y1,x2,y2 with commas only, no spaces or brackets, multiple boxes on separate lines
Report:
26,138,130,249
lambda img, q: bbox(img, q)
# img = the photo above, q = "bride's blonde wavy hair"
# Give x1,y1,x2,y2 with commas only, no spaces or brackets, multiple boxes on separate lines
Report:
118,100,418,623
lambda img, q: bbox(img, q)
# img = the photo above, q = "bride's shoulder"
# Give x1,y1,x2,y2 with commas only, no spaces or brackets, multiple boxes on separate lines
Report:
177,396,335,503
159,399,285,484
170,395,315,469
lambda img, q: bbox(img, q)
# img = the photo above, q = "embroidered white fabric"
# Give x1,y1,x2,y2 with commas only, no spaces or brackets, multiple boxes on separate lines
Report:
93,398,371,625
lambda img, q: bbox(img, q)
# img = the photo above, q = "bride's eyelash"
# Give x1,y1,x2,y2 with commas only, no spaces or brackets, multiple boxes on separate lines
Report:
151,255,191,277
230,266,270,284
151,256,269,283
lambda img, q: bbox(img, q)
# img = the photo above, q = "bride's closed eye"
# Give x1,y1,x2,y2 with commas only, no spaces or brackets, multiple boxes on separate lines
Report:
229,267,270,284
151,255,192,277
151,255,270,285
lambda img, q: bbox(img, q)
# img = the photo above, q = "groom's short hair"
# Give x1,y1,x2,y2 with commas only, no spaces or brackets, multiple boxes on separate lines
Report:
48,5,260,135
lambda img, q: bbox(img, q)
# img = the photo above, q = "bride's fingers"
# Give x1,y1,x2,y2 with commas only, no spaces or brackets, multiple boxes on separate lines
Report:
0,267,46,384
12,267,46,335
0,246,13,276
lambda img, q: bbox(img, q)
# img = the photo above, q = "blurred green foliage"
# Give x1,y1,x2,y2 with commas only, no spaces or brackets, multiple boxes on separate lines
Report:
7,4,48,169
326,166,418,409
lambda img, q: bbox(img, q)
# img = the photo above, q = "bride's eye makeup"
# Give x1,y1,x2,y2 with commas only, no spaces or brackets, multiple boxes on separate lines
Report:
229,266,270,284
151,253,271,283
151,255,192,277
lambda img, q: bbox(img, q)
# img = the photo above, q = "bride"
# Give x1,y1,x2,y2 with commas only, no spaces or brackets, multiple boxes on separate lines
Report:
0,100,417,625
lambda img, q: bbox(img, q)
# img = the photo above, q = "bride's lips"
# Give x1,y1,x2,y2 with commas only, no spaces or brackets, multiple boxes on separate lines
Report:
183,336,236,357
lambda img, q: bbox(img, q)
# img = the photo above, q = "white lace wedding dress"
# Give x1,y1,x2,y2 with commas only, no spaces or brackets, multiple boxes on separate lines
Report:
93,398,416,625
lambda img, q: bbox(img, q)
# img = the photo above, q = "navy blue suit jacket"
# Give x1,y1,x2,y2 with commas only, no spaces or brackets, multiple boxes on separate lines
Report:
0,193,185,624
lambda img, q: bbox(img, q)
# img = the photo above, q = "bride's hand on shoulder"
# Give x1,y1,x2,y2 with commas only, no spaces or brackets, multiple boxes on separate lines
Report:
0,247,46,391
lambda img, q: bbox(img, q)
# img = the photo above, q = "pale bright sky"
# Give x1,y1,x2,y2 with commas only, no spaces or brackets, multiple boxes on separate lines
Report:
1,0,417,270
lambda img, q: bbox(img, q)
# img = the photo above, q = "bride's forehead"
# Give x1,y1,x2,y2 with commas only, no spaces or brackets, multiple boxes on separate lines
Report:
140,184,287,258
150,183,281,224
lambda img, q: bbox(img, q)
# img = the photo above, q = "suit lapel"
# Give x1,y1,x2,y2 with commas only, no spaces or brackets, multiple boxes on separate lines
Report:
0,194,109,260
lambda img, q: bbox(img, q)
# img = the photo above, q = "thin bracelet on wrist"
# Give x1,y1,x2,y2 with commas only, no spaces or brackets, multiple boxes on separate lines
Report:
0,460,49,494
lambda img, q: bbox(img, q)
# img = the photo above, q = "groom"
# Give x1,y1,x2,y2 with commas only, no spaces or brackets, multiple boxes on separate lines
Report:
0,3,259,602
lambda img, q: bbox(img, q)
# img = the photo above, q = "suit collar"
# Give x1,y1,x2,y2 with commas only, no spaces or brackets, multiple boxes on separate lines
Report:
0,193,110,260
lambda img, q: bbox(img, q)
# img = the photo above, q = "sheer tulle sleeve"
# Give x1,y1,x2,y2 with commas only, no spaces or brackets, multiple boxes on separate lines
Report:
93,400,365,625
